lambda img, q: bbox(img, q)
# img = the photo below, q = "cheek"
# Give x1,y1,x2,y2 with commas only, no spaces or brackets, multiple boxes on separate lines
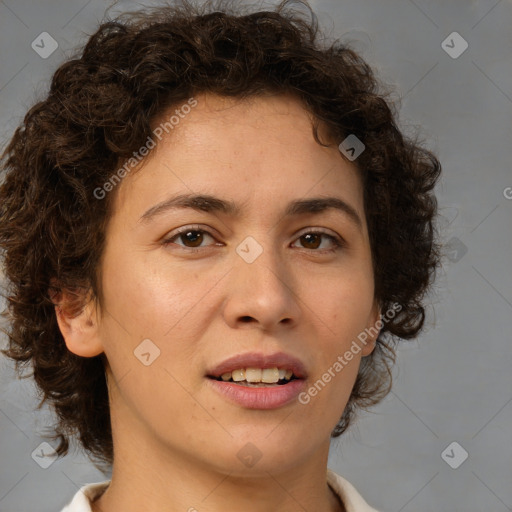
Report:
101,247,212,338
301,265,374,406
98,251,211,421
99,249,225,394
307,265,375,337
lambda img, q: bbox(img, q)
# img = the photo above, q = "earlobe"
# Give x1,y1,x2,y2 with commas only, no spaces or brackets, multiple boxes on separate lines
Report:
50,284,104,358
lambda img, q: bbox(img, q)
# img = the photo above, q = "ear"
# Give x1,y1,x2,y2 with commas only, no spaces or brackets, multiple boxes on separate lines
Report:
360,299,382,357
49,281,104,358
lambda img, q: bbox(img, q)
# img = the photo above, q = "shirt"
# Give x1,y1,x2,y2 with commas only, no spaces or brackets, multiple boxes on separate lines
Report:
60,468,379,511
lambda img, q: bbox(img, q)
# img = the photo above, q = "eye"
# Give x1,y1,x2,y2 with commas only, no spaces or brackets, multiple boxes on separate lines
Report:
291,230,344,252
162,226,218,250
162,226,345,253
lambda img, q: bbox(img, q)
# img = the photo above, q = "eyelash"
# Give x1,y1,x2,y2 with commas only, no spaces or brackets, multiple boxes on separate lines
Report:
161,225,345,253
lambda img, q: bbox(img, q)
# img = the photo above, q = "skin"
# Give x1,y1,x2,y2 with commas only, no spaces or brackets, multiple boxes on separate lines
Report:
55,93,380,512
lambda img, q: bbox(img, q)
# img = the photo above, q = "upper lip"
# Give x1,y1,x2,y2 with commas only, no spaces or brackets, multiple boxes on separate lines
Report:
207,351,308,379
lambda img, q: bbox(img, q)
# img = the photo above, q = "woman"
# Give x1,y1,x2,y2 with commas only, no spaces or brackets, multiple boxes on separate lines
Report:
0,1,441,511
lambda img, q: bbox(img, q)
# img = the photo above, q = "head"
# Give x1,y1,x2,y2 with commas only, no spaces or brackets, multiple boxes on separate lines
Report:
0,0,440,472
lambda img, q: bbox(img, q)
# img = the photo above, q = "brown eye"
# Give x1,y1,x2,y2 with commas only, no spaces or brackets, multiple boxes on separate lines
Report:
292,231,344,252
300,233,322,249
179,230,204,247
162,227,217,250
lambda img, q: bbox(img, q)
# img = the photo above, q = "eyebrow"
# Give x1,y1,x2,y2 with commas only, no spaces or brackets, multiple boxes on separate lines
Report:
138,193,363,229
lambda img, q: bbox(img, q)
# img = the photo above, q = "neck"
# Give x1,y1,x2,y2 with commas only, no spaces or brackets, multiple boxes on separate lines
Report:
92,451,345,512
91,373,346,512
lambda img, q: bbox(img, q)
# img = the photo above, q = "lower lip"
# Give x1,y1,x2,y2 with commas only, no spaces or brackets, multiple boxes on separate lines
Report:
206,378,306,409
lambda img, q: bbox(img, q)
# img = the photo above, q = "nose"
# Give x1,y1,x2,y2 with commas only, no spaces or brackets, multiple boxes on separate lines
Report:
222,238,302,332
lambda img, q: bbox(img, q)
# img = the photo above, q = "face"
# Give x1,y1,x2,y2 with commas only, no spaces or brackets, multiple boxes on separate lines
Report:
75,93,380,475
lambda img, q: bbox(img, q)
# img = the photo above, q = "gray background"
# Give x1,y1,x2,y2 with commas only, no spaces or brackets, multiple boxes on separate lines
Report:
1,0,511,511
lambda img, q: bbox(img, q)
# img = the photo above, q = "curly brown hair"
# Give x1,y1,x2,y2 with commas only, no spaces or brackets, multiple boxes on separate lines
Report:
0,0,441,470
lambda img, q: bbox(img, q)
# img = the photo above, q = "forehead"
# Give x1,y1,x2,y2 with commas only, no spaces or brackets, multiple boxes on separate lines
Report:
111,92,365,227
150,92,338,159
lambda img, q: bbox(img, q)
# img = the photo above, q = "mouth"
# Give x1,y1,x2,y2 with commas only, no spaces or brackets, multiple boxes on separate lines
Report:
205,352,308,409
207,367,301,387
206,351,307,383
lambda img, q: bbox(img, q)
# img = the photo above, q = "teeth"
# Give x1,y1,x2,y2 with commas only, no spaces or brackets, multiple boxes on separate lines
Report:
232,369,245,382
246,368,262,382
262,368,280,383
218,367,295,383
